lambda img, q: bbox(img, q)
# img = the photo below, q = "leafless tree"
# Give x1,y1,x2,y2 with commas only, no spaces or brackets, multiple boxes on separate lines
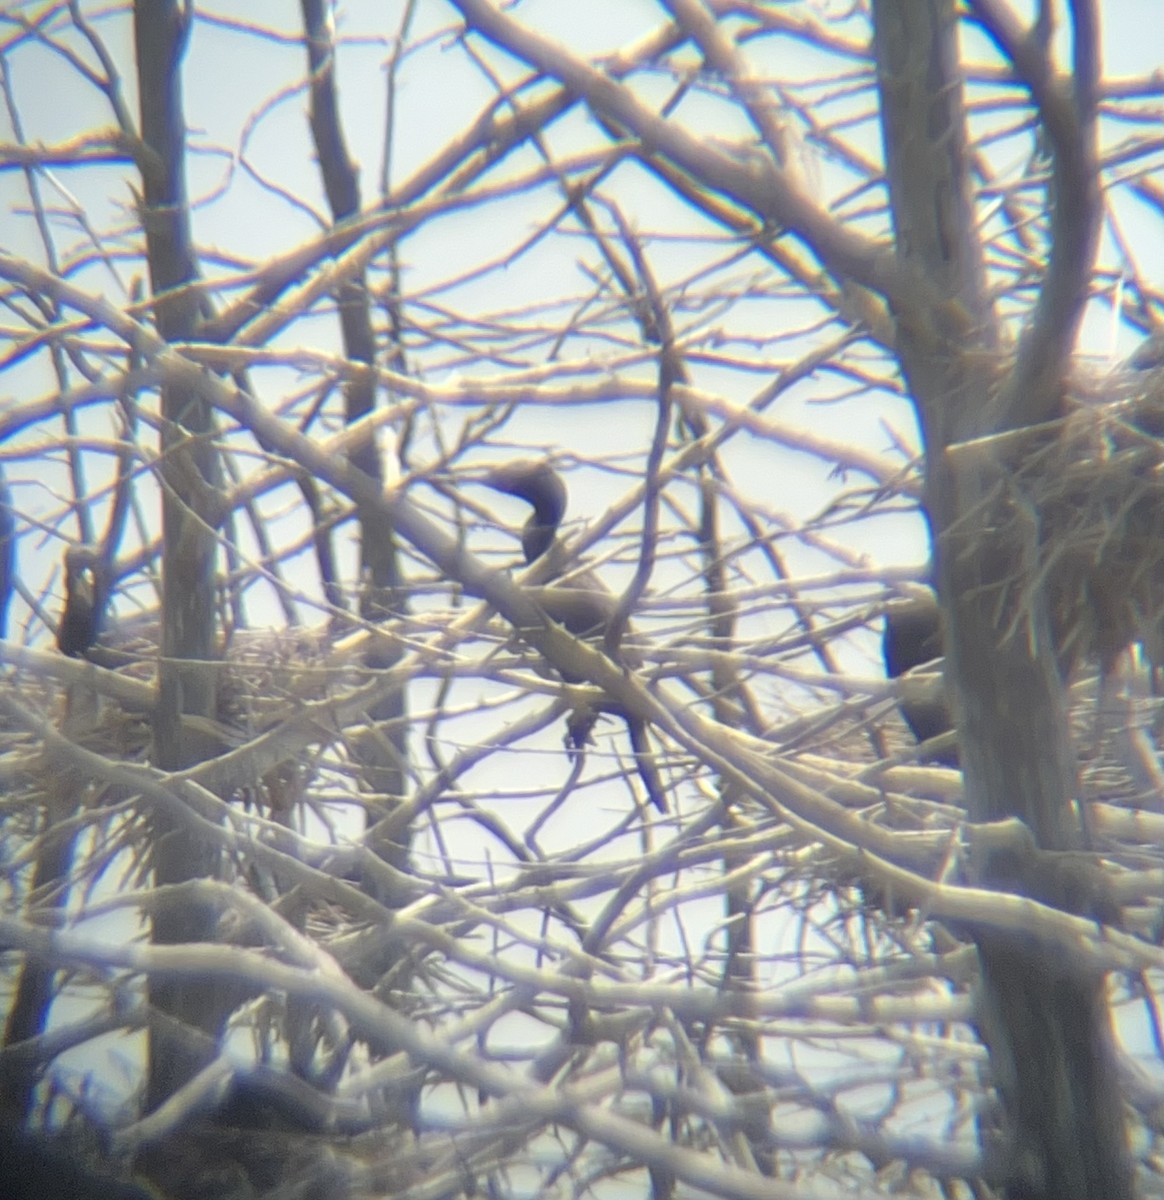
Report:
1,3,1163,1198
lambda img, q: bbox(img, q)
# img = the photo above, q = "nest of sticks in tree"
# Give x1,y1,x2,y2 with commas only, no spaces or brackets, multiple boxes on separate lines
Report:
0,621,342,862
948,360,1164,678
791,361,1164,928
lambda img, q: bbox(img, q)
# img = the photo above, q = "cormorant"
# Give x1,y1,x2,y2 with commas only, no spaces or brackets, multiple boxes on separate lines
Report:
486,460,567,568
882,593,957,764
480,460,668,812
56,544,103,658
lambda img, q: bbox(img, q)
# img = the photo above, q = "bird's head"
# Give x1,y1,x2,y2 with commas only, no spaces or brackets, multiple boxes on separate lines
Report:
64,543,101,601
478,460,568,566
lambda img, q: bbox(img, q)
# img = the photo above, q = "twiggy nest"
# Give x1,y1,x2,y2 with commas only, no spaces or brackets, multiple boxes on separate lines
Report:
0,621,339,830
949,362,1164,674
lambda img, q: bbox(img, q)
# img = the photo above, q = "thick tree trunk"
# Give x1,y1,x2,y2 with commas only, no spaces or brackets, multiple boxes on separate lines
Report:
871,2,1130,1195
134,0,228,1110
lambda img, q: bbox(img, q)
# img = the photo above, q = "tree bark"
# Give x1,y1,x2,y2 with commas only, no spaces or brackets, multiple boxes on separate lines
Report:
134,0,229,1110
871,1,1130,1195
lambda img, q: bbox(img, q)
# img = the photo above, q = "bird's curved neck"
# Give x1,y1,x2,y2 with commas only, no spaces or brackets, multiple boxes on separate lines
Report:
513,469,566,566
522,518,557,565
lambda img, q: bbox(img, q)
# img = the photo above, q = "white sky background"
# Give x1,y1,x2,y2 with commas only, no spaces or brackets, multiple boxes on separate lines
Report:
4,0,1160,612
1,0,935,810
4,0,924,595
2,0,1164,1177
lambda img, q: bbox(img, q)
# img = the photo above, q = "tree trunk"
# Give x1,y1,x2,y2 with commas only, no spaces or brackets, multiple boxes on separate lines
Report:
871,2,1131,1194
134,0,229,1110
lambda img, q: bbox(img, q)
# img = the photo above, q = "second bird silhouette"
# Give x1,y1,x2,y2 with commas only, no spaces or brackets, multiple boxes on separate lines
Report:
479,460,668,812
882,593,957,765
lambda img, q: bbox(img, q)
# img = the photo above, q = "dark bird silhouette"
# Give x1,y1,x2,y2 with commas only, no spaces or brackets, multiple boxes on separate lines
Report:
882,593,957,764
56,544,104,658
488,459,567,567
480,460,668,812
0,1122,157,1200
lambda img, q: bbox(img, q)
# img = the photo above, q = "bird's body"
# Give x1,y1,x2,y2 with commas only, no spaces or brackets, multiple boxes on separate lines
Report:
482,461,622,664
57,545,103,658
522,585,620,667
882,594,957,764
882,596,943,680
480,461,667,811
